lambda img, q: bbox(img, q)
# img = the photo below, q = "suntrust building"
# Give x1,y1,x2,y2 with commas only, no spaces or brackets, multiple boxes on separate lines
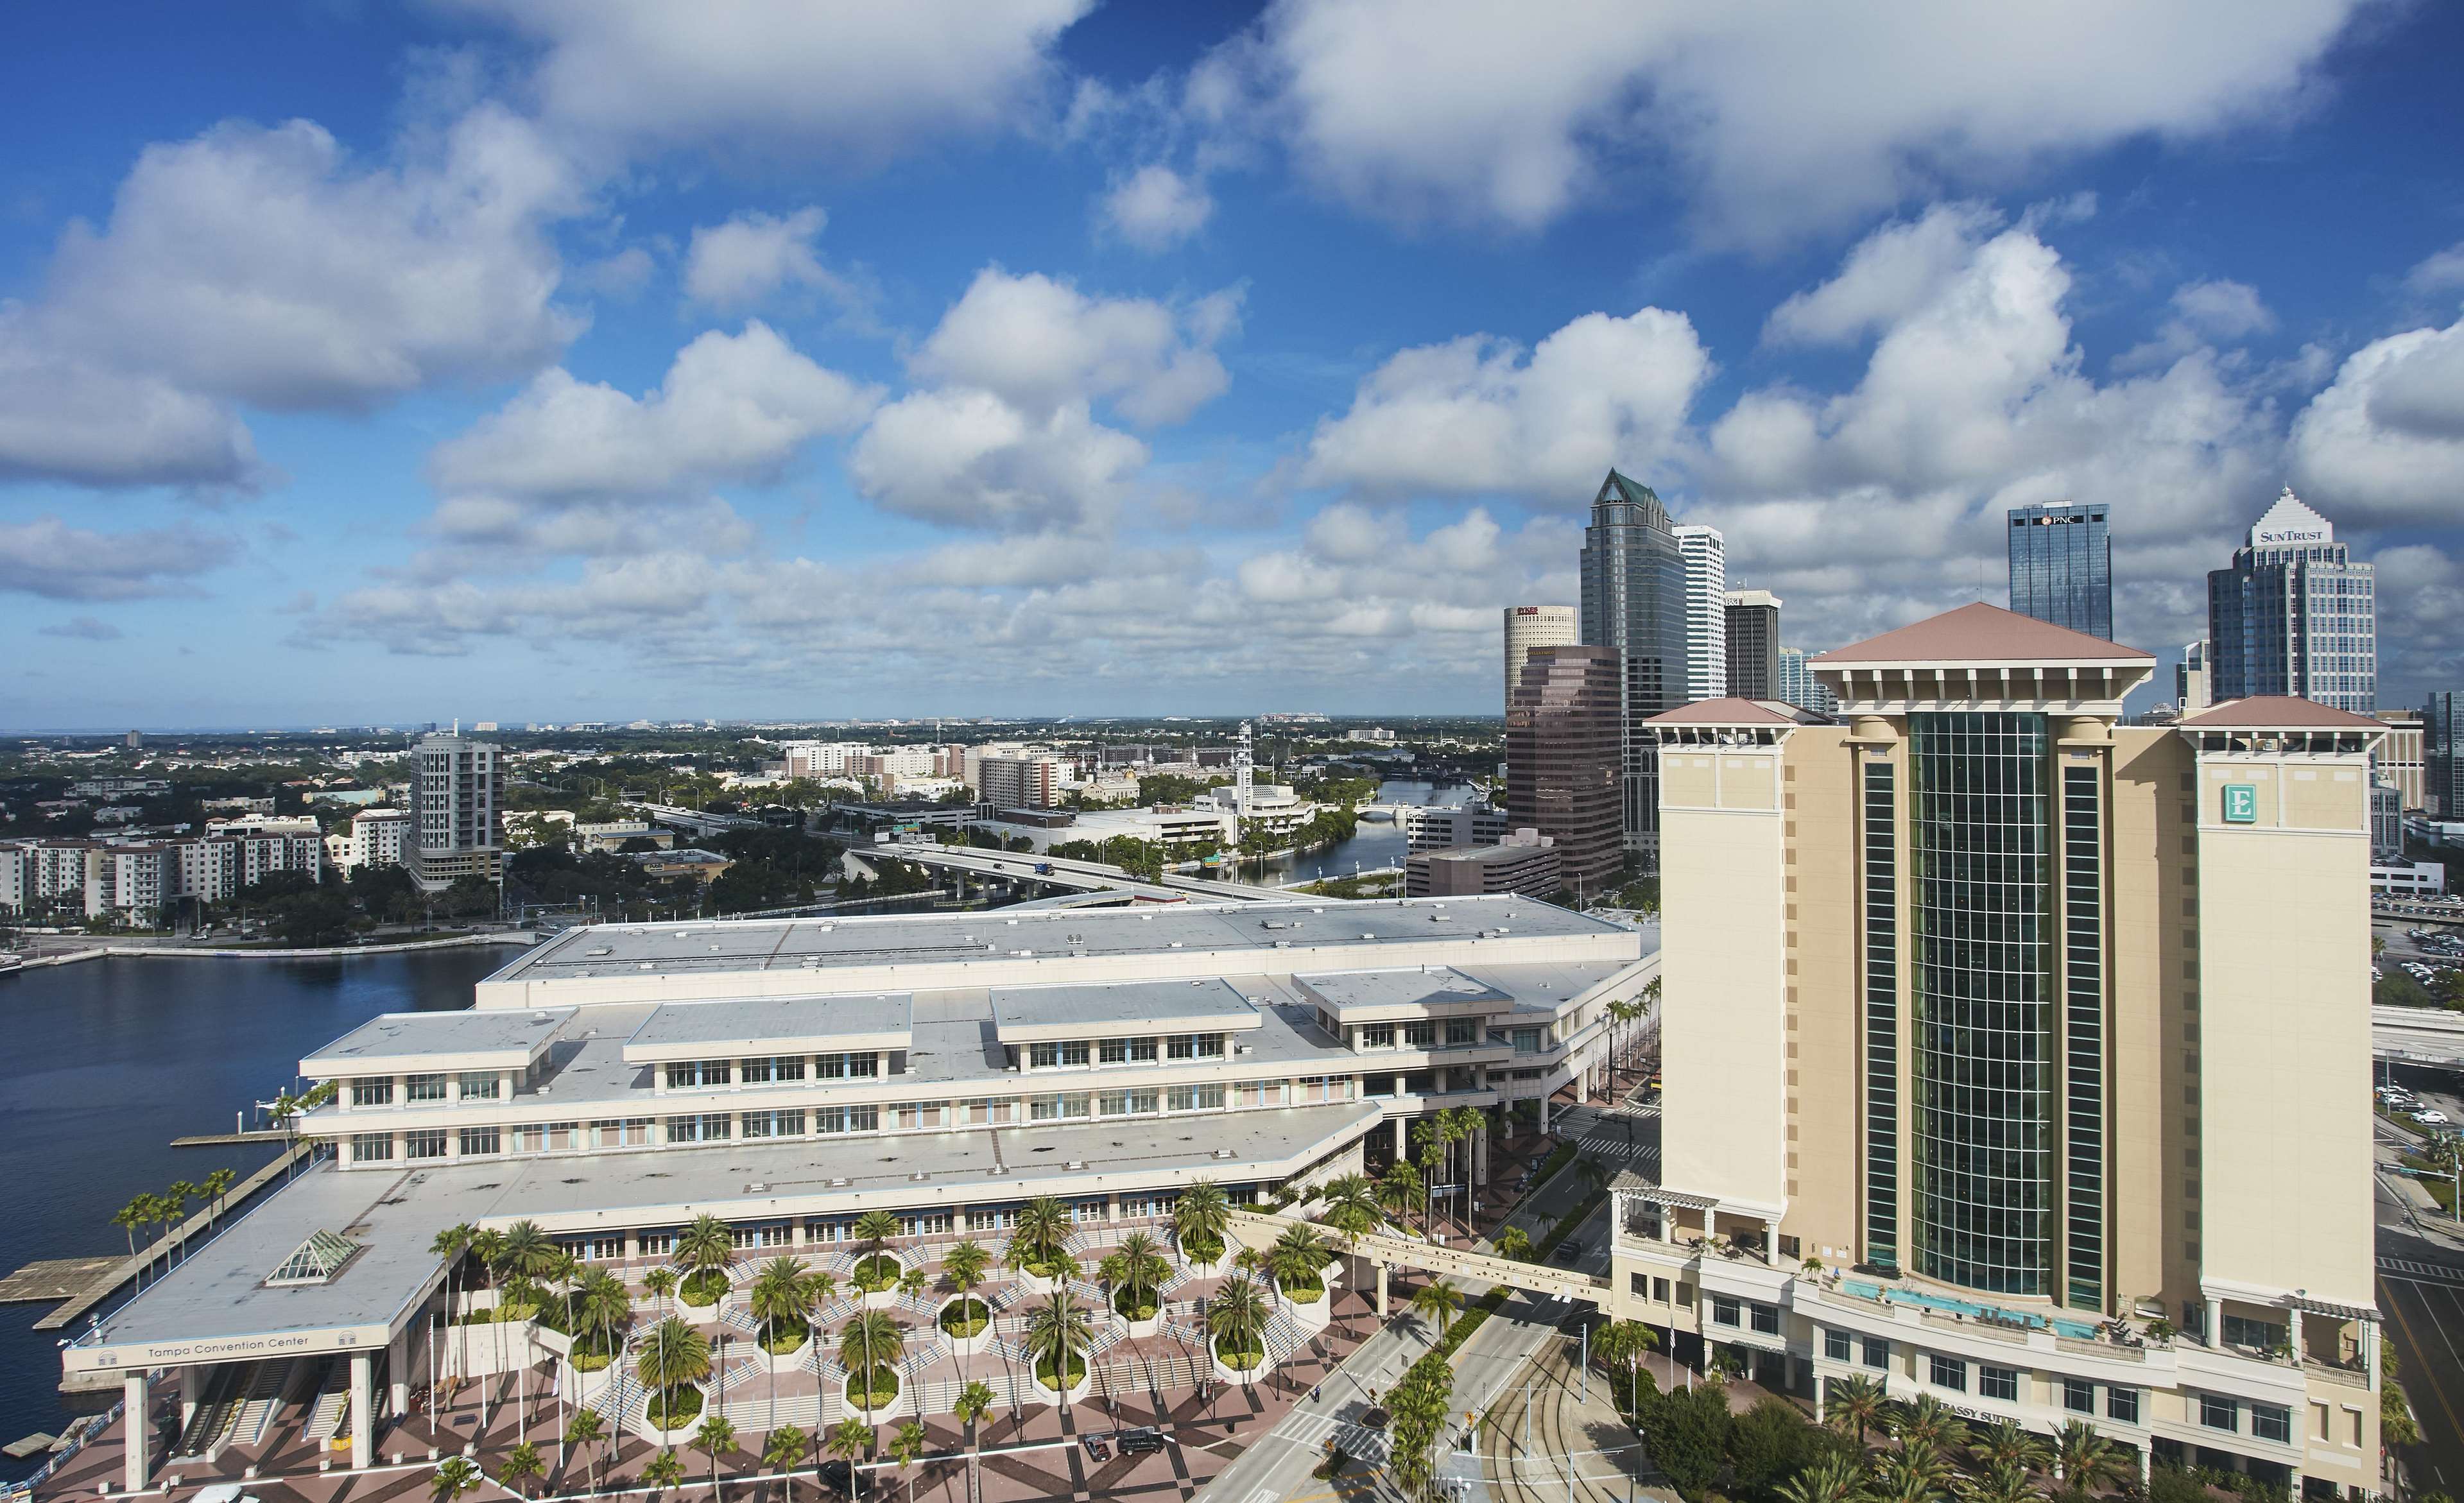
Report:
1609,603,2382,1499
66,895,1651,1491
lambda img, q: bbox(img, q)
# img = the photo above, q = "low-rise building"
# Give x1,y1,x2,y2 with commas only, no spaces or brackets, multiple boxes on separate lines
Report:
1402,803,1511,854
1406,831,1560,898
626,848,734,884
2373,861,2445,898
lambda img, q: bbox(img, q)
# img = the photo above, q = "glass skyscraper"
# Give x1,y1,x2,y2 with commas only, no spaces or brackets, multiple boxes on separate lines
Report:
1580,470,1689,861
2007,501,2112,639
2207,488,2376,712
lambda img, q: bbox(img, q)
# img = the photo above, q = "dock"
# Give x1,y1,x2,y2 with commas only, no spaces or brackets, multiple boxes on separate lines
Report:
169,1131,292,1147
0,1258,120,1306
30,1140,313,1330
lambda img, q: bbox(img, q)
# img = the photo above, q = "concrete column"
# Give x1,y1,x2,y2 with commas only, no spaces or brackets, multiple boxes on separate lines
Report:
1539,1093,1551,1135
389,1325,411,1417
123,1371,150,1494
1476,1126,1488,1187
350,1352,373,1470
2205,1294,2224,1348
1376,1264,1388,1319
1393,1116,1406,1158
790,1221,807,1248
178,1365,201,1429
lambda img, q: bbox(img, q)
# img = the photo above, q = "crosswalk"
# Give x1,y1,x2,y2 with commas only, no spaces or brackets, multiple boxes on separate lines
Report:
2377,1255,2464,1285
1271,1411,1393,1464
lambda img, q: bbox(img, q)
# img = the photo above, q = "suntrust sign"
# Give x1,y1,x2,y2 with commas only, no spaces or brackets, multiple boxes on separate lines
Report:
2253,526,2330,546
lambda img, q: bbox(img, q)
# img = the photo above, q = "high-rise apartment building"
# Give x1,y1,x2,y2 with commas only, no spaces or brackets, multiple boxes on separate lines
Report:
2370,710,2424,812
2008,501,2113,639
977,755,1064,810
1725,590,1782,701
1503,605,1579,716
1610,601,2381,1495
1504,644,1623,899
1580,470,1689,860
2208,489,2376,713
2179,639,2213,713
411,734,504,893
1675,525,1728,703
2427,693,2463,818
1777,646,1839,717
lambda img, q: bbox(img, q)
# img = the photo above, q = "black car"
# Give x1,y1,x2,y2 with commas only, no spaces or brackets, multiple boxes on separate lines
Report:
1551,1239,1583,1264
1117,1427,1167,1456
818,1461,853,1495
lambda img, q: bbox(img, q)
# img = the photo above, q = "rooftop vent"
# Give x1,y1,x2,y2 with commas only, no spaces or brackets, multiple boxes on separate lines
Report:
1064,1160,1087,1171
1210,1148,1236,1160
829,1176,852,1187
746,1181,768,1193
909,1172,931,1183
585,947,612,958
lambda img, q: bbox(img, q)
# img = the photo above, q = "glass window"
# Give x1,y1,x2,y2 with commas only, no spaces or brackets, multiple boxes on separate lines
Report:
1513,1028,1544,1054
1130,1036,1158,1062
404,1128,447,1159
458,1126,500,1157
815,1053,847,1079
1861,1337,1890,1370
1980,1366,2018,1402
1750,1303,1779,1335
666,1112,731,1143
664,1060,727,1089
848,1052,879,1078
1711,1295,1741,1327
1631,1272,1650,1297
350,1132,393,1163
350,1078,393,1108
1060,1040,1090,1067
1654,1278,1670,1303
405,1073,447,1103
2200,1395,2237,1432
1929,1355,1967,1392
1445,1019,1478,1046
2252,1404,2289,1444
741,1110,805,1138
1403,1022,1434,1048
1030,1042,1059,1069
2107,1387,2141,1425
1099,1038,1130,1065
1359,1025,1395,1051
2223,1314,2286,1351
2063,1378,2095,1414
1825,1328,1852,1362
456,1070,501,1101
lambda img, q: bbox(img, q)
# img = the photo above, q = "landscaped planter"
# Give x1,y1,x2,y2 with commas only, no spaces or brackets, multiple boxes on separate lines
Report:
1176,1244,1227,1279
1281,1285,1331,1333
1030,1357,1093,1405
634,1387,707,1446
936,1296,994,1358
849,1253,906,1309
1210,1334,1265,1387
1110,1291,1164,1339
754,1327,813,1375
838,1366,902,1419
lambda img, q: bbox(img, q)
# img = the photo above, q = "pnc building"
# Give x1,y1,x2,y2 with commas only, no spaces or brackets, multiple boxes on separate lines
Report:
1609,602,2382,1498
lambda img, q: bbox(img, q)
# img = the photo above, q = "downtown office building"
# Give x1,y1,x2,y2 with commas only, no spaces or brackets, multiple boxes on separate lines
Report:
2009,501,2114,639
1579,469,1705,864
2208,489,2377,714
1608,602,2382,1498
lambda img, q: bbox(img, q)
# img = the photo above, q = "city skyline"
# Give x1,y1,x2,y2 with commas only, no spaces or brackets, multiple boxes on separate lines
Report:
3,6,2463,727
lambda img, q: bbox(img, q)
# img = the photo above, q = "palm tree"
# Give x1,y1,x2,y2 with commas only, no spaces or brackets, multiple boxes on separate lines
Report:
1207,1273,1271,1386
563,1408,607,1495
1317,1180,1381,1339
895,1266,927,1310
1410,1280,1464,1339
1171,1181,1232,1266
1825,1373,1889,1449
1110,1231,1169,1322
678,1214,737,1306
1009,1198,1073,1283
851,1210,902,1293
1024,1288,1094,1413
1592,1319,1659,1414
113,1199,145,1284
1969,1418,2052,1476
500,1441,543,1499
637,1317,713,1430
1776,1454,1865,1503
574,1266,633,1370
1956,1457,2039,1503
201,1167,237,1230
952,1381,995,1503
763,1425,808,1503
1376,1159,1421,1238
838,1310,906,1417
502,1219,559,1281
938,1239,992,1370
429,1455,484,1503
1868,1451,1947,1503
641,1449,687,1495
470,1226,510,1425
1268,1223,1329,1319
644,1266,680,1319
693,1413,737,1502
1896,1393,1969,1454
888,1421,925,1502
750,1257,814,1352
1494,1226,1533,1262
2053,1420,2122,1491
1441,1106,1483,1230
825,1417,872,1500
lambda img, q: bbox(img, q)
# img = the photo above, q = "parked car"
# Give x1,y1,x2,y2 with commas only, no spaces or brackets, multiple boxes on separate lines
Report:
1117,1428,1166,1456
2413,1109,2451,1126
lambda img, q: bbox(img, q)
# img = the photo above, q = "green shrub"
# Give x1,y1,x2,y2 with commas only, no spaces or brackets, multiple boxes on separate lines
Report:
678,1269,728,1307
843,1366,900,1411
645,1387,703,1429
851,1255,901,1293
940,1298,990,1338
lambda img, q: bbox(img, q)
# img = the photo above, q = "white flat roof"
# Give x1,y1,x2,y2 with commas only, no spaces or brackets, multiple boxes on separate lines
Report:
991,977,1262,1043
1294,967,1512,1018
623,994,913,1063
301,1008,573,1076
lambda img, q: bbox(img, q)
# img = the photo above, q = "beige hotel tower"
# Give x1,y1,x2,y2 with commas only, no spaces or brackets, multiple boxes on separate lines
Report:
1610,601,2383,1497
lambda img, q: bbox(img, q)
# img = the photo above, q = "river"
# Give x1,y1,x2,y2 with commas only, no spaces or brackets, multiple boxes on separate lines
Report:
0,949,504,1474
1243,779,1485,885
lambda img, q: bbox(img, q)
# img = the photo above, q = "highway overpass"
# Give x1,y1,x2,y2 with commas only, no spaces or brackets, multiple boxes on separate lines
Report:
2377,1004,2464,1070
850,839,1295,904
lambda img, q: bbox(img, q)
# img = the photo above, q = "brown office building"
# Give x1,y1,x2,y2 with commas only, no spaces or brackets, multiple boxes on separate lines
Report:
1506,643,1623,899
1406,835,1562,898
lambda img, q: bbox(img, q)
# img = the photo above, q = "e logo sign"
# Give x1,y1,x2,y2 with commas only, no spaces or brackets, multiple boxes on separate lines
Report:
2222,784,2258,824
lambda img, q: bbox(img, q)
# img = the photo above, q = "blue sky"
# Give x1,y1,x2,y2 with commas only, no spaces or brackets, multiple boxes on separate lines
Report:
3,1,2461,730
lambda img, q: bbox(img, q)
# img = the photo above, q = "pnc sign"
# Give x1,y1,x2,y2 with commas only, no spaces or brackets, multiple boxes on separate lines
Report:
2222,784,2259,824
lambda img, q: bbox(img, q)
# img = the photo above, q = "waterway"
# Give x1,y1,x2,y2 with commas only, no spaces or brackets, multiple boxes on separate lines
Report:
1243,779,1484,885
0,949,501,1473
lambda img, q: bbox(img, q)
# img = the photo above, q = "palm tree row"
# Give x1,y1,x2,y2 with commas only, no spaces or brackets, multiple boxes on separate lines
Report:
1789,1380,2129,1503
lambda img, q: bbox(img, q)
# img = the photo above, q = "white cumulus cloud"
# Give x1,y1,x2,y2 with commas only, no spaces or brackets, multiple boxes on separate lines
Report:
682,207,859,313
1099,166,1215,251
910,268,1239,427
2289,314,2464,524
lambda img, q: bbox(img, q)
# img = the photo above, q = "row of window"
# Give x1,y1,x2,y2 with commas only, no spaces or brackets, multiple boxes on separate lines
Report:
1820,1327,2147,1423
665,1053,881,1089
1026,1033,1227,1069
2200,1393,2294,1445
1355,1020,1488,1050
569,1196,1205,1262
350,1070,504,1108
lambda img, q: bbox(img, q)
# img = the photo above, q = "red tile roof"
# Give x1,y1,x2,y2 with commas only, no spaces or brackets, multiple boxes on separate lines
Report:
2179,697,2383,730
1812,602,2152,664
